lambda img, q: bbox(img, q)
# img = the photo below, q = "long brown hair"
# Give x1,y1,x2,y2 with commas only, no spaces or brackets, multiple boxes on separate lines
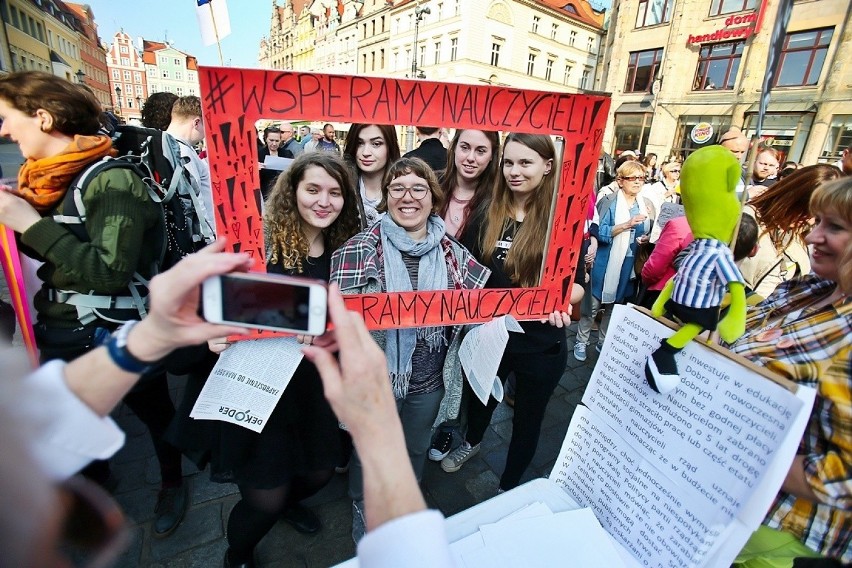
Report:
264,152,361,272
479,133,556,287
749,164,841,250
438,129,501,238
342,123,401,174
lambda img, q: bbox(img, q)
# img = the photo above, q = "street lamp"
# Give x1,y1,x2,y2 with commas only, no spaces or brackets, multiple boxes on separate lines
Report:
410,3,430,79
75,69,85,84
136,95,142,110
407,3,430,151
114,85,122,114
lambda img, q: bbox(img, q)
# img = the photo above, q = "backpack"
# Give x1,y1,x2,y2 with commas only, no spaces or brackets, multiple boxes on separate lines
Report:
50,124,216,325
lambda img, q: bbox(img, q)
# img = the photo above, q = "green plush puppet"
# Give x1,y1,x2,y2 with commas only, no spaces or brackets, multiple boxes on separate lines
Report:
645,145,747,394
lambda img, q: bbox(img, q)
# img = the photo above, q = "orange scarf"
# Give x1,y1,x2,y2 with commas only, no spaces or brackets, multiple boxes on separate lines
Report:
16,135,116,212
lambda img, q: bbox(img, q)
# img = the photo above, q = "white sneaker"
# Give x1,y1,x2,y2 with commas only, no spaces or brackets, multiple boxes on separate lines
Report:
573,342,587,362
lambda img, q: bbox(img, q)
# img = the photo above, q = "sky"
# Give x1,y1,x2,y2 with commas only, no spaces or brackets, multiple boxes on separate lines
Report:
84,0,272,68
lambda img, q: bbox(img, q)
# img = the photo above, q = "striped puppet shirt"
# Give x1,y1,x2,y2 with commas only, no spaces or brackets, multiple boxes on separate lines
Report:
671,238,744,308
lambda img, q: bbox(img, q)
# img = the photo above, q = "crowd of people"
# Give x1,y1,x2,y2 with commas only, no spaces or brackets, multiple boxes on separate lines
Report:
0,71,849,567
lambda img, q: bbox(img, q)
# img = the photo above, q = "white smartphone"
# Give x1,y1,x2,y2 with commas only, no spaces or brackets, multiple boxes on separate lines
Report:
202,272,328,335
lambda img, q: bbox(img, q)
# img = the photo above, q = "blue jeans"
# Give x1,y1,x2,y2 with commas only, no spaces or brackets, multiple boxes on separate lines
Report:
348,387,444,501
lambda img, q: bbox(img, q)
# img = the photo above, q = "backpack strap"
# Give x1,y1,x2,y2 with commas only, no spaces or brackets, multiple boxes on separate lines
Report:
49,159,157,324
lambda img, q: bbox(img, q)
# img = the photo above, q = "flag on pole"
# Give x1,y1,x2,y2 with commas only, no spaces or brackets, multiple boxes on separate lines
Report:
195,0,231,47
754,0,793,137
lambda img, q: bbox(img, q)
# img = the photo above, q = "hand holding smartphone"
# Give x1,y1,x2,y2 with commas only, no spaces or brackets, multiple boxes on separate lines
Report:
202,272,328,335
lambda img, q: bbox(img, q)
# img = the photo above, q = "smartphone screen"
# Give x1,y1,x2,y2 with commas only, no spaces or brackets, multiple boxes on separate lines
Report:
220,274,312,331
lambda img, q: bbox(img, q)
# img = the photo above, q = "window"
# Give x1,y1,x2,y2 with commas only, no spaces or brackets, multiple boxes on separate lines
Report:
175,71,182,80
112,69,120,80
134,72,142,82
491,42,501,66
372,20,375,35
381,16,386,32
551,23,558,40
123,70,131,80
532,16,540,33
127,98,133,109
149,84,158,93
581,68,590,89
587,37,595,53
36,23,44,42
624,48,663,92
563,63,573,85
434,41,441,64
160,56,168,64
120,45,128,54
613,113,653,156
437,2,443,19
362,53,367,73
380,49,385,68
709,0,756,17
569,30,577,46
121,57,129,66
188,72,196,81
419,45,426,67
174,58,182,66
454,0,460,16
162,70,170,78
820,115,852,162
405,48,411,70
148,68,156,76
775,28,833,87
693,41,744,90
450,37,458,61
371,51,376,71
136,84,143,95
176,87,183,96
674,115,732,157
393,50,399,71
637,0,673,27
545,58,555,81
527,52,536,76
10,7,19,29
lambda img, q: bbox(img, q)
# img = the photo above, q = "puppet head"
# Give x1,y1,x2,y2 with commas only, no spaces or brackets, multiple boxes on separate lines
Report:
680,145,742,242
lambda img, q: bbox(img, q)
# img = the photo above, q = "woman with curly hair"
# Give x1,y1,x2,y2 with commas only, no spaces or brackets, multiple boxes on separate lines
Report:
438,129,500,239
199,152,361,567
739,164,842,298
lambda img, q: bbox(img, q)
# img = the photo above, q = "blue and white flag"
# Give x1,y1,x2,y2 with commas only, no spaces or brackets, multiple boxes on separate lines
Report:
195,0,231,46
754,0,793,136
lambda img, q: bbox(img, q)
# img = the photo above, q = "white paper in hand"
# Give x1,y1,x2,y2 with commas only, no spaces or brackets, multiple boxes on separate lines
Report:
459,316,523,405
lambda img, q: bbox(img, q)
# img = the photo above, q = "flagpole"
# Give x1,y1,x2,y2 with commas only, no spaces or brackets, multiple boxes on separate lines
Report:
207,1,225,65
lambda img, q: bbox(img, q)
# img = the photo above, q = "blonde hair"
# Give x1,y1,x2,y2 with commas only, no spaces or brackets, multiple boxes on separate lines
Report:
809,176,852,293
617,160,646,179
479,133,556,287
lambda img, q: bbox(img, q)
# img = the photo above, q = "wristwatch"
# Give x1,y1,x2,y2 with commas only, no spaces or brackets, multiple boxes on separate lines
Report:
106,320,157,374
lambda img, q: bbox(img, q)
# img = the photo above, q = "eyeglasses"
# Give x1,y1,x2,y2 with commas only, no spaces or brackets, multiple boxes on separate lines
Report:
670,170,681,173
618,176,645,182
387,184,430,199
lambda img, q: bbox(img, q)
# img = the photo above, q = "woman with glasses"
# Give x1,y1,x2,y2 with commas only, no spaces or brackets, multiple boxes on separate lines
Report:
331,156,490,543
440,134,574,492
342,123,401,227
575,160,654,354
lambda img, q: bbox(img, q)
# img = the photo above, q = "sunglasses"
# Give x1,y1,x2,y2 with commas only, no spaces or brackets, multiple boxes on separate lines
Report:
618,176,645,182
57,476,128,568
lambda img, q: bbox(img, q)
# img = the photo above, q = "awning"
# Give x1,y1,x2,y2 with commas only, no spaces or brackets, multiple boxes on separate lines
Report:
615,101,654,114
675,103,736,117
744,102,817,114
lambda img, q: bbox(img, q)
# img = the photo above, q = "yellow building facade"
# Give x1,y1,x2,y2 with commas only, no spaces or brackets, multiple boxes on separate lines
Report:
600,0,851,164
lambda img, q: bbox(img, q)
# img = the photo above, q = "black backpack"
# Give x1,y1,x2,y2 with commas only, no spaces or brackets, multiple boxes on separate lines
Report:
50,124,215,324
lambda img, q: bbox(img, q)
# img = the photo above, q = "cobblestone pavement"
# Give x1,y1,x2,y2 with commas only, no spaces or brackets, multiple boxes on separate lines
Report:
107,324,600,567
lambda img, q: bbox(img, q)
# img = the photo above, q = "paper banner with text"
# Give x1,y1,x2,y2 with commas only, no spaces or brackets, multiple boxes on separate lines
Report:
199,67,610,331
551,305,814,568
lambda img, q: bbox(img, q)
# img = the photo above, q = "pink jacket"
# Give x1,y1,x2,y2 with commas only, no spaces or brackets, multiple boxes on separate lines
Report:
641,216,694,291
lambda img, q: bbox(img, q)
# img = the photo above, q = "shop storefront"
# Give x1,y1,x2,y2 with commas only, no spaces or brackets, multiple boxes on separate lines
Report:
672,109,735,159
743,103,816,163
612,101,654,156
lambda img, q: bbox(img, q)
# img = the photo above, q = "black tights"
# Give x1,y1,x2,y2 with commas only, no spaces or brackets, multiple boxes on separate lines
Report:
226,469,334,563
